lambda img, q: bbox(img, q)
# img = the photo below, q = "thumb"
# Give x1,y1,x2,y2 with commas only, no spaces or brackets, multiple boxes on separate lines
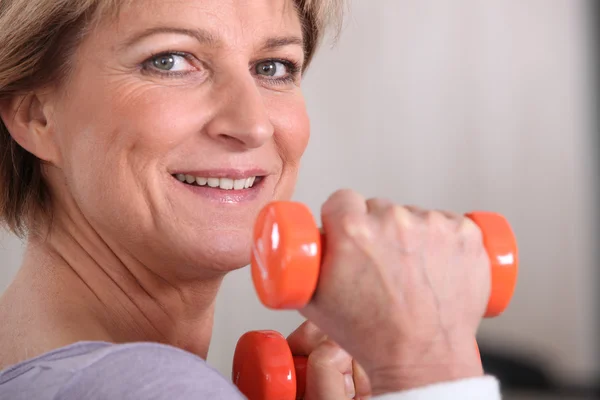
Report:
305,340,355,400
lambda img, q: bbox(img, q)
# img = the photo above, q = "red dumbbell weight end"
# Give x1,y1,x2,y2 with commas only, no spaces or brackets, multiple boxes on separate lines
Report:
233,331,307,400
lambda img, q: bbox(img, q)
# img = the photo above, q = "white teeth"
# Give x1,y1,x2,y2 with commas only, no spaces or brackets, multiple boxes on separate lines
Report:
233,179,246,190
244,177,256,189
176,174,260,190
219,178,234,190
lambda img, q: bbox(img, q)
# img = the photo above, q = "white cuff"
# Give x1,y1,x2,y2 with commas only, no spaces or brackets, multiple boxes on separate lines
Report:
371,376,501,400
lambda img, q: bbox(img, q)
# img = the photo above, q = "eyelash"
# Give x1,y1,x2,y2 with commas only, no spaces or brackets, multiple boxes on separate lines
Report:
140,51,195,79
140,51,301,85
261,58,301,85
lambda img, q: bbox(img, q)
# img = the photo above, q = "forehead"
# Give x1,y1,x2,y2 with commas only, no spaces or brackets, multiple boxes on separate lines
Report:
109,0,303,43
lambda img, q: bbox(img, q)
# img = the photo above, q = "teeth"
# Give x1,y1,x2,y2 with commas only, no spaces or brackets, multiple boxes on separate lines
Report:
233,179,246,190
219,178,234,190
207,178,220,188
177,174,259,190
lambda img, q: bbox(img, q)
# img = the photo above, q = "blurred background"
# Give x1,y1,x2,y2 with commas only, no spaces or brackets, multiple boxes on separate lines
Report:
1,0,598,399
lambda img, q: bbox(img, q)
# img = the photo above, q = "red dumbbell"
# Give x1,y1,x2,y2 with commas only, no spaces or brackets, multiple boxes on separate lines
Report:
233,201,518,400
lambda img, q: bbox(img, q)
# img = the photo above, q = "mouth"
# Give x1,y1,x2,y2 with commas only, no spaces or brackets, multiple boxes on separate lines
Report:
172,173,265,190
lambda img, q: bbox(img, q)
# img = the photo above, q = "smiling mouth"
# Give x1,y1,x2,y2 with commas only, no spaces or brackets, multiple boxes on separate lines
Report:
173,174,264,190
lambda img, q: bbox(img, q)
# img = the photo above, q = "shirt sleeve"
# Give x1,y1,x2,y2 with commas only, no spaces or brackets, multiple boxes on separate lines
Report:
53,343,245,400
370,376,501,400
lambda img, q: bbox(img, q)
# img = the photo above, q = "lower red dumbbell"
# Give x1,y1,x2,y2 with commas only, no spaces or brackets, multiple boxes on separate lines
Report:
233,201,518,400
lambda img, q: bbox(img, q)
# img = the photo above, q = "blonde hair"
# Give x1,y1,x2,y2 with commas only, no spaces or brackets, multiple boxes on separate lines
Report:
0,0,344,236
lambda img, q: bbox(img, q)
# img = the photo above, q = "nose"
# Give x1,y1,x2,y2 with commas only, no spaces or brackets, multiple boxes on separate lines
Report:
204,75,274,149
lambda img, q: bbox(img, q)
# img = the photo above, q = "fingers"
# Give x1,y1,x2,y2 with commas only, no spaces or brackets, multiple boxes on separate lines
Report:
352,359,373,399
322,190,467,241
289,321,373,399
368,202,466,234
321,190,368,239
322,189,368,219
302,190,493,394
365,197,393,212
305,342,373,400
404,205,464,227
287,320,328,357
305,340,355,400
323,190,465,225
366,200,463,225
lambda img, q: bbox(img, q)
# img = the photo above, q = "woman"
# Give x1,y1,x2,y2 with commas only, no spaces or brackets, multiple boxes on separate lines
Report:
0,0,501,398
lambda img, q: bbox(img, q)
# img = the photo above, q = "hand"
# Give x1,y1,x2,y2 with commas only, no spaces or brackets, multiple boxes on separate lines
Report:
299,189,491,395
287,320,372,399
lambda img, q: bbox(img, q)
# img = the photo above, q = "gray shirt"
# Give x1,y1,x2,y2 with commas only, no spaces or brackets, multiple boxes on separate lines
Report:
0,341,502,399
0,341,244,399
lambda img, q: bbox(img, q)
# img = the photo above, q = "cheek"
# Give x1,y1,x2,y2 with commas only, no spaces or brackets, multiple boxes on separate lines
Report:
106,82,201,154
58,77,203,173
270,94,310,166
53,77,203,225
267,93,309,199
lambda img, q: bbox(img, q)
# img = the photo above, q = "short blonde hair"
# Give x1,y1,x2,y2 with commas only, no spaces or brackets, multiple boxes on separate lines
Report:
0,0,344,236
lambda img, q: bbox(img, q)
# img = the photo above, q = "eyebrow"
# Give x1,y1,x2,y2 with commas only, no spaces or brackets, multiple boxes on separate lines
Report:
260,36,304,51
121,27,222,49
121,26,304,52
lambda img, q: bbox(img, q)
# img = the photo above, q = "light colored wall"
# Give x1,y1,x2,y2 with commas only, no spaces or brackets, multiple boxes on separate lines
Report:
1,0,597,387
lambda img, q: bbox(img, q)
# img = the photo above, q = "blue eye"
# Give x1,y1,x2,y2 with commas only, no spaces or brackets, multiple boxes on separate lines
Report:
255,60,288,78
152,55,176,70
148,53,194,73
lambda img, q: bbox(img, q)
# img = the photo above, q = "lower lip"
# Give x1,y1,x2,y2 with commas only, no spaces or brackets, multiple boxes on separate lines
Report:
173,176,266,203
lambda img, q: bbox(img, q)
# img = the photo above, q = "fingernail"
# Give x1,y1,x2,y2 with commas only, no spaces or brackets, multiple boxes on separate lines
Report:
344,373,355,398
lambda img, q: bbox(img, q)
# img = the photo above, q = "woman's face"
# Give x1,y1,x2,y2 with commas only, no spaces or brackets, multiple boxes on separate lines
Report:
46,0,310,276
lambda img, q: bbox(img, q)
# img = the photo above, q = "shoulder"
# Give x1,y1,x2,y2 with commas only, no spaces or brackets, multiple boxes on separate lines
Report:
1,341,243,400
56,342,243,399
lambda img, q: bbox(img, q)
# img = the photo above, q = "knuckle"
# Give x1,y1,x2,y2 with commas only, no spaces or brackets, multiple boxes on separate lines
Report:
366,197,393,211
322,188,356,210
339,212,371,241
460,217,483,241
424,210,448,227
458,217,485,254
388,205,413,229
307,340,349,368
321,189,365,221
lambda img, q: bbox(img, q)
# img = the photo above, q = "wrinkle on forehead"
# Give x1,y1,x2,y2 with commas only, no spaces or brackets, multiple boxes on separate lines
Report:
107,0,303,49
117,0,302,26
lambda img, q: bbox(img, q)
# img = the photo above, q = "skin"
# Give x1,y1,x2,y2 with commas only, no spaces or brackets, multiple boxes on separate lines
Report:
0,0,308,369
0,0,490,398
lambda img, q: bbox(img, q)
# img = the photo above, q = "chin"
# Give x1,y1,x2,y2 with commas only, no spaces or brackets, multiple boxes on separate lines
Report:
181,229,254,275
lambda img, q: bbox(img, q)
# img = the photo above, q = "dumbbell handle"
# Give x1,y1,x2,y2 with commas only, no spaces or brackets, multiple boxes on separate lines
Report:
251,202,518,317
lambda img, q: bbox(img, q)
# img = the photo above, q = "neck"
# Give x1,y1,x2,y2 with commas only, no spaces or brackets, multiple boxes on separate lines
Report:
7,212,224,361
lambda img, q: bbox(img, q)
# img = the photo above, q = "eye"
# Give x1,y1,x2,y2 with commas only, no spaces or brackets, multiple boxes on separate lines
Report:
255,60,288,78
147,53,195,73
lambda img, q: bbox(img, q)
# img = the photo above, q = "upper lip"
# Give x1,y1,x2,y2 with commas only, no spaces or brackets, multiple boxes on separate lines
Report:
170,168,270,180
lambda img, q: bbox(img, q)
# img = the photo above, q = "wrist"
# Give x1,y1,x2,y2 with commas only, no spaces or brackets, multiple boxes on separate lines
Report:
367,339,483,395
